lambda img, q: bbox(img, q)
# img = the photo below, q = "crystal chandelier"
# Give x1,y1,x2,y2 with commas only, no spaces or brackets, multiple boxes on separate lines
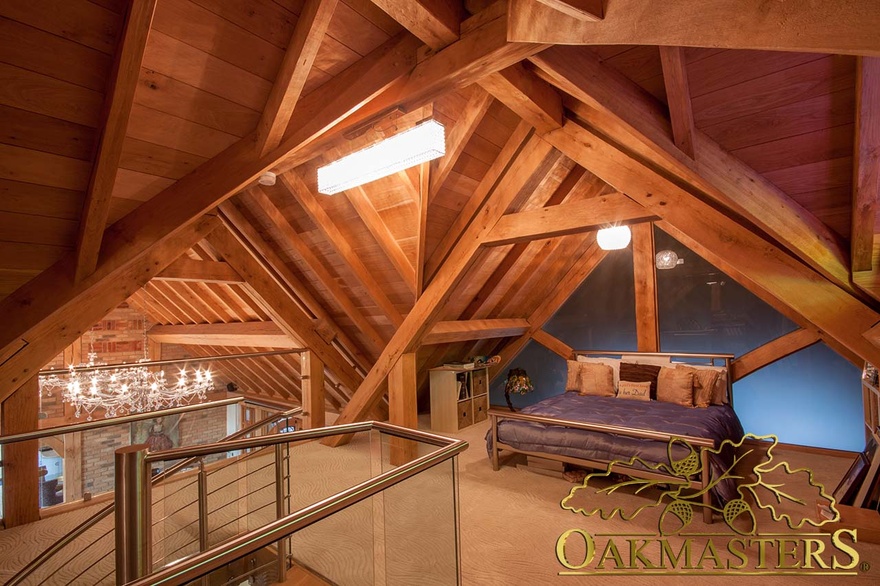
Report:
39,321,212,420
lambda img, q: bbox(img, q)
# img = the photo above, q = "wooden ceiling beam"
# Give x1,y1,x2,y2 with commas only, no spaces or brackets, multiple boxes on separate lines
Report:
429,88,493,198
531,329,573,359
426,120,532,280
484,192,653,246
154,258,243,284
370,0,462,50
326,132,561,443
232,190,385,358
341,182,418,295
852,57,880,273
74,0,157,283
730,329,822,382
531,46,854,294
658,46,696,159
479,62,563,134
148,322,298,348
632,223,659,352
0,2,544,400
255,0,338,158
0,215,219,403
206,228,363,397
281,172,405,328
422,318,530,345
509,0,880,56
489,240,607,379
416,161,430,296
533,0,603,21
545,118,880,365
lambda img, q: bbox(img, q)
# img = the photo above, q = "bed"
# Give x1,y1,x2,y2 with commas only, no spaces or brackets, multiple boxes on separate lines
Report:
487,351,745,524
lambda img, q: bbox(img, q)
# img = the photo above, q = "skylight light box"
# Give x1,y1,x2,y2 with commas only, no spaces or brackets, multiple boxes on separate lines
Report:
317,120,446,195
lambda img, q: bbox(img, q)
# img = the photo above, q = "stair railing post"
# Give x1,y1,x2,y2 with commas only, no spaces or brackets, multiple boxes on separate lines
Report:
274,443,287,581
115,444,151,585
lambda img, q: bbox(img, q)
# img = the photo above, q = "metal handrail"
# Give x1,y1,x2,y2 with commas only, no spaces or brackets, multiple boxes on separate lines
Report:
125,423,468,586
37,349,306,376
0,397,244,445
5,406,301,586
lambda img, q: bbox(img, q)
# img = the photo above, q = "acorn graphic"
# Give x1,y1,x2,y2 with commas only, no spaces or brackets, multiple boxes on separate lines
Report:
669,439,701,477
722,498,757,535
659,500,693,535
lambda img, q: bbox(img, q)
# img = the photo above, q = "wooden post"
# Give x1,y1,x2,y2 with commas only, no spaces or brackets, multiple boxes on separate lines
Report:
301,351,325,429
63,432,84,502
389,353,418,466
632,223,660,352
1,376,41,526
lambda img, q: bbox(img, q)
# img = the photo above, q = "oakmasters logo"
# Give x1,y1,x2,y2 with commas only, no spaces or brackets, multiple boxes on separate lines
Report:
555,434,868,577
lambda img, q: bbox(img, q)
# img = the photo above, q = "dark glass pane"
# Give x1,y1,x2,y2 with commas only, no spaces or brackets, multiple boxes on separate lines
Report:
655,226,798,355
544,248,637,352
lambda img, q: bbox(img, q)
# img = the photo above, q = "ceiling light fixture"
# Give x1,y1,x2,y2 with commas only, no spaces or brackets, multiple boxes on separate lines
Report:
596,226,632,250
655,249,685,270
317,120,445,195
258,171,276,186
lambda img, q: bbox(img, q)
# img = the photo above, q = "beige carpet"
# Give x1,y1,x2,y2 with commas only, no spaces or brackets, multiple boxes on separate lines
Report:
1,419,879,585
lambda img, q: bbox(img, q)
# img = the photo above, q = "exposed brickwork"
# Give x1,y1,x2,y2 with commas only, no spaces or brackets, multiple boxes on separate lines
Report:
82,425,130,495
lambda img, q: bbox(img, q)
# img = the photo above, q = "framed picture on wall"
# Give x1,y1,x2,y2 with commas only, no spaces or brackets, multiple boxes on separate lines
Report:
131,415,181,452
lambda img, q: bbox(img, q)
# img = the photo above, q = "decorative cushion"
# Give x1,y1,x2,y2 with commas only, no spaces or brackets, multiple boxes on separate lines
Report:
577,362,615,397
576,356,621,387
619,362,661,399
686,364,729,404
617,380,652,401
676,364,719,408
657,367,695,407
565,360,581,392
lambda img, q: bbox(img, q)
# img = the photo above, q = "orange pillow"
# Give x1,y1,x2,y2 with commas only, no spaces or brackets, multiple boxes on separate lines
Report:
577,362,615,397
565,360,581,392
657,367,694,407
675,364,719,408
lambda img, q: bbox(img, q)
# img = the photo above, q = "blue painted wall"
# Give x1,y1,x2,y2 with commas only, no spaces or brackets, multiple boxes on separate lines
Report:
491,227,864,451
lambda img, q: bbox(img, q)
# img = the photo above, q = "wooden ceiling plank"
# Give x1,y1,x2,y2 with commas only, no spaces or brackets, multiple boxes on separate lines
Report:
341,182,418,295
658,46,696,158
325,133,561,443
74,0,158,283
632,222,659,352
233,190,386,357
370,0,462,50
142,283,185,325
426,120,532,280
153,258,243,284
546,118,880,365
422,318,530,345
150,281,209,324
532,0,602,21
199,344,291,402
429,88,494,198
508,0,880,56
531,46,854,294
484,193,653,245
256,0,339,157
479,62,563,134
207,228,365,398
730,328,822,382
281,172,405,327
852,57,880,272
148,322,297,348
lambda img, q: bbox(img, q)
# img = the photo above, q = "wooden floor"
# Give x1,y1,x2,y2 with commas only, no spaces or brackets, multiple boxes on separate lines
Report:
1,419,879,585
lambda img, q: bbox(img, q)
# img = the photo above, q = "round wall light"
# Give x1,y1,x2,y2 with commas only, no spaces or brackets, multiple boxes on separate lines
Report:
596,226,632,250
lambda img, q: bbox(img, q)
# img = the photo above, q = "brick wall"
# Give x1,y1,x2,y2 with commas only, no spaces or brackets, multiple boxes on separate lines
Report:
179,405,229,465
81,425,130,495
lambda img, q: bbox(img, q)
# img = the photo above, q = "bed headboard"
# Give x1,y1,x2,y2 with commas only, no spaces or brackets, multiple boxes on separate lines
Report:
572,350,735,406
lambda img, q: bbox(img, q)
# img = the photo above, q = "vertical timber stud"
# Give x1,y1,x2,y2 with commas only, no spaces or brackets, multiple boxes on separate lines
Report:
632,223,660,352
0,376,40,527
389,352,418,466
301,351,325,429
115,444,151,585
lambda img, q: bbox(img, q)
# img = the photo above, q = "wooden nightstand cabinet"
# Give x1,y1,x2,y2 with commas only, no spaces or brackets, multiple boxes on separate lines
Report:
429,366,490,433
